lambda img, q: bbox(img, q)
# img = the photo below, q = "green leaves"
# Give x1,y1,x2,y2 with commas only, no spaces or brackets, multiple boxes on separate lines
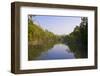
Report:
28,17,58,45
63,17,88,58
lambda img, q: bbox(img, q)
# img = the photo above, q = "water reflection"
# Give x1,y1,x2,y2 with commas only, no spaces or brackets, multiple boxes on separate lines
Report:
28,42,87,60
28,42,75,60
36,44,75,60
67,43,88,58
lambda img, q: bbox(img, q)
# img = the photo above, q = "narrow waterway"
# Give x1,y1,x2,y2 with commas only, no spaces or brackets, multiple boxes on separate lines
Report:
32,43,75,60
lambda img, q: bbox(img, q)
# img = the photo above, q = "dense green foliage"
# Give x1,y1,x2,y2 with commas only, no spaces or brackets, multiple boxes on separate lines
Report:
28,17,58,45
63,17,88,58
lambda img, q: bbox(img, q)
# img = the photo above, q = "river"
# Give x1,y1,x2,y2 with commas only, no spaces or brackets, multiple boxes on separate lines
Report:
28,43,75,60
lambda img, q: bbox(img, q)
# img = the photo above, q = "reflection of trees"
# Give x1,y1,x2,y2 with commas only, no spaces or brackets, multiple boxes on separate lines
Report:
28,42,57,60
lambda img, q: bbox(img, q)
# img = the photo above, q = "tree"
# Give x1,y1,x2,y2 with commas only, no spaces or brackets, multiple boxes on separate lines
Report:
63,17,88,58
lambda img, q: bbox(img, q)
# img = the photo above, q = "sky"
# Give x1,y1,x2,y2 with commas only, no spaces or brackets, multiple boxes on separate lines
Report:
31,15,81,35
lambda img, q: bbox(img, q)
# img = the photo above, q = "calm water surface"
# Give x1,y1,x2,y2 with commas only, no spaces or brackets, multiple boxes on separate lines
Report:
36,44,75,60
28,43,75,60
